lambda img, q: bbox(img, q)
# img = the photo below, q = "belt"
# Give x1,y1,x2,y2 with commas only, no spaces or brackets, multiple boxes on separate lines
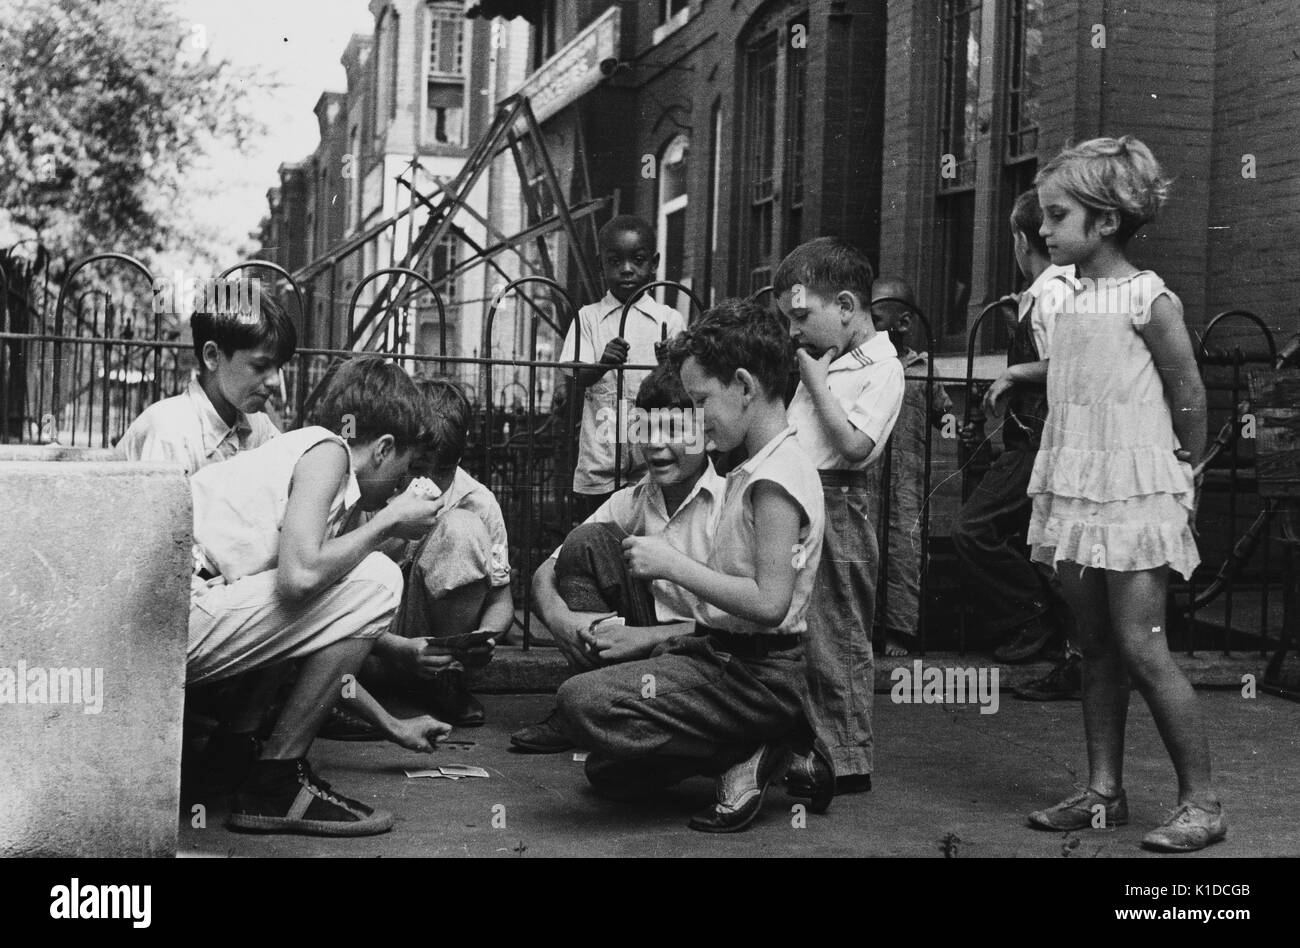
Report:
817,469,870,487
702,628,801,658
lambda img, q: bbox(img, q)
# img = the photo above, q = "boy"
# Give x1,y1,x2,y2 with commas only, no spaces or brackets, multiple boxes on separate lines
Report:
867,277,954,657
366,377,515,727
556,300,829,833
513,361,724,753
775,237,904,799
118,297,293,471
188,357,445,836
560,215,685,520
953,189,1077,667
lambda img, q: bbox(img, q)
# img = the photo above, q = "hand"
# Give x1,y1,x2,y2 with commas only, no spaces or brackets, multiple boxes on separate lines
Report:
387,714,452,753
553,619,601,670
983,373,1015,417
957,421,980,449
406,637,462,680
600,337,630,365
381,488,447,540
794,346,837,389
457,635,496,670
589,622,657,664
621,533,680,581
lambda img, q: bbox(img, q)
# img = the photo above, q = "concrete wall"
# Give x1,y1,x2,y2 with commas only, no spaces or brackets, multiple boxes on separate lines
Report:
0,448,191,857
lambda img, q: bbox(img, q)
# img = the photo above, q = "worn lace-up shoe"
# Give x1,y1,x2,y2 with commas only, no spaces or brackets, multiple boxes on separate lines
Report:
688,743,790,833
1028,787,1128,831
226,758,394,837
1141,801,1227,852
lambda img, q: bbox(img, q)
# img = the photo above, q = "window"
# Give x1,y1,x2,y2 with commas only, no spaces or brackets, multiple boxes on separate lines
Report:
705,100,722,306
938,0,981,192
998,0,1045,330
742,32,778,293
934,0,982,339
657,135,690,316
783,13,807,254
389,11,401,121
660,0,689,22
427,234,459,302
429,7,465,76
531,0,559,71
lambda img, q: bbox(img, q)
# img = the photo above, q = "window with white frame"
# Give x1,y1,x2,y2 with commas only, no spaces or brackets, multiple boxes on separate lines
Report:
427,3,465,145
657,135,690,317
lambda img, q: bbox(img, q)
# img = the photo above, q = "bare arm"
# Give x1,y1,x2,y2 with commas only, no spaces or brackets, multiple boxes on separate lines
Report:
530,558,603,669
276,441,444,600
625,480,802,628
1140,295,1207,462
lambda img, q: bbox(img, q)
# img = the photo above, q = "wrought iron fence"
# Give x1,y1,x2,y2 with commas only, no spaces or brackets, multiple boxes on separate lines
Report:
0,250,1289,659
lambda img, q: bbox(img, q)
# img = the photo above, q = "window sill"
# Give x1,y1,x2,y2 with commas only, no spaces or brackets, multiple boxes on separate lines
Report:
651,7,691,47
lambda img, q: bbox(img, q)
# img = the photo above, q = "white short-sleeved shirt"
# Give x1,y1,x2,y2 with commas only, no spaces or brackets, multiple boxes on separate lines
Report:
443,467,512,588
551,459,725,622
788,331,905,470
191,427,361,583
559,290,686,494
694,427,825,637
117,376,280,475
1023,263,1078,358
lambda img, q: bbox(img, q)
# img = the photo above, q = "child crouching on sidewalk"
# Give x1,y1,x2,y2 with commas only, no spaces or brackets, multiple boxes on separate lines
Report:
555,299,828,833
188,357,447,836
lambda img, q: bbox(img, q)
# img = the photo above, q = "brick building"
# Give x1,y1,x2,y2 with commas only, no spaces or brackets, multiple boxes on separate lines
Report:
472,0,1299,352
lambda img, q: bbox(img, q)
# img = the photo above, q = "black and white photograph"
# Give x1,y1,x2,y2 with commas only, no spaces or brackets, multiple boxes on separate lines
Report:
0,0,1296,907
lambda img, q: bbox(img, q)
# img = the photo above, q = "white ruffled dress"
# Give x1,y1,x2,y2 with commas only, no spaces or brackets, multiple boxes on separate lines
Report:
1027,271,1200,580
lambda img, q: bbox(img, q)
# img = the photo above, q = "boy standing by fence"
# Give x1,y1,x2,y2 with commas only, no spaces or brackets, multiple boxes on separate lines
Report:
775,238,904,799
560,215,684,520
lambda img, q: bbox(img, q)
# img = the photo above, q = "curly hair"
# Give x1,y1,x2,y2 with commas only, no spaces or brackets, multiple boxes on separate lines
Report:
1035,135,1171,244
667,297,792,398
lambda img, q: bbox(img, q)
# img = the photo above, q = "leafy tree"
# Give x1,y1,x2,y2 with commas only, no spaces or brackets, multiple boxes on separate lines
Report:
0,0,266,266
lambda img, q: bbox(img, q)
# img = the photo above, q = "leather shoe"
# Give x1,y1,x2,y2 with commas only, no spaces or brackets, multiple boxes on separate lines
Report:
688,743,790,833
788,769,871,804
783,741,839,814
509,710,575,753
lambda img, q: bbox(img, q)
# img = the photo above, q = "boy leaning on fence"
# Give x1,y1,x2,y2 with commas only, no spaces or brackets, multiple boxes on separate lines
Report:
559,215,685,521
116,297,293,472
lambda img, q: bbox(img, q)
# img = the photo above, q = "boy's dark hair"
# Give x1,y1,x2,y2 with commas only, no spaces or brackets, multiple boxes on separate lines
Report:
191,292,297,366
1010,189,1051,259
668,298,791,399
309,356,429,451
415,376,471,473
597,214,656,252
634,361,692,412
772,237,875,306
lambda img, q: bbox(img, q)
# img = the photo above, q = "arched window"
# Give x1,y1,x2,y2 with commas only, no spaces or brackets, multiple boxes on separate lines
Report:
656,134,690,316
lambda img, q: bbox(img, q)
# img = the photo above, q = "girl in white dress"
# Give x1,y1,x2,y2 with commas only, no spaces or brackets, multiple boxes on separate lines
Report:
1024,136,1225,852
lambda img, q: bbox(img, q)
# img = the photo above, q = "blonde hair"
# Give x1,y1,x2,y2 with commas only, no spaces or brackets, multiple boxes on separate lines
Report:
1035,135,1171,244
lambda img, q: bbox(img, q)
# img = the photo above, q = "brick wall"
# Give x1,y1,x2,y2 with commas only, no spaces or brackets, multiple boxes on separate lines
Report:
1207,0,1300,340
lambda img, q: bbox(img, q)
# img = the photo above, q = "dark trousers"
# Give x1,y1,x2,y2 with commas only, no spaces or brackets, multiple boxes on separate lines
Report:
554,522,658,625
556,634,806,795
951,447,1054,635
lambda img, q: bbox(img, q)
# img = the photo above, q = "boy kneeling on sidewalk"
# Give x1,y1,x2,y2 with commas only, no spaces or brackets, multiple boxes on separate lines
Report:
188,357,446,836
554,300,831,833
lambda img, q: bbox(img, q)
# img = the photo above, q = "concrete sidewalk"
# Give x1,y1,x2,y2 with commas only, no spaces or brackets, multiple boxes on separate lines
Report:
179,688,1299,858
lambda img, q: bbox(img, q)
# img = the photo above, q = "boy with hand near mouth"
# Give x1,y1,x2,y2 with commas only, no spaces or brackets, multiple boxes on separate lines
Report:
776,237,904,800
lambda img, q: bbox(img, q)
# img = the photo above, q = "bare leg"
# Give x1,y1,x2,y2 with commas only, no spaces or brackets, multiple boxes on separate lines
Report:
1107,568,1216,807
225,665,293,734
1058,563,1127,795
262,638,375,761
